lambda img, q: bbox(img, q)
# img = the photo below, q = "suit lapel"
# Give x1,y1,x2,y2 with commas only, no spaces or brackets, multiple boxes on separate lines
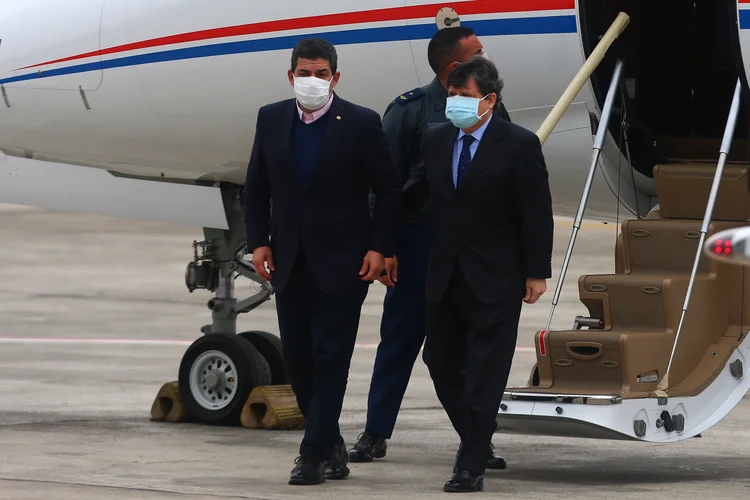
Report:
462,117,501,187
308,94,343,191
279,99,302,186
438,125,459,195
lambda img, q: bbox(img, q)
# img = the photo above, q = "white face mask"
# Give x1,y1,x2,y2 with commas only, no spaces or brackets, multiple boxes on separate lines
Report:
293,76,333,111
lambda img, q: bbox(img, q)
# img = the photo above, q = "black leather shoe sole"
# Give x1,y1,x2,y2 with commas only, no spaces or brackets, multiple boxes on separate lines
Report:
443,479,484,493
288,475,325,486
324,465,350,480
348,448,386,463
486,456,507,469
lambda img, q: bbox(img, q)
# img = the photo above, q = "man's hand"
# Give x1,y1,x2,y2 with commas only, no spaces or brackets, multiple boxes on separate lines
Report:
378,257,398,287
524,278,547,304
360,251,385,282
252,246,275,281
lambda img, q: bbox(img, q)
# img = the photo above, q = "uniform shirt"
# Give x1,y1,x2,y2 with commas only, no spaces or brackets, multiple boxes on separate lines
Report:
452,115,492,188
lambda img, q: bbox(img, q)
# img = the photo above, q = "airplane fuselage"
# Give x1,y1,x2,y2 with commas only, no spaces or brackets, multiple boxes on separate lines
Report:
0,0,624,220
1,0,750,224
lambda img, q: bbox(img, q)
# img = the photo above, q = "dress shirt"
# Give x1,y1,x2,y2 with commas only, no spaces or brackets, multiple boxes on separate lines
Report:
297,94,334,124
452,114,492,188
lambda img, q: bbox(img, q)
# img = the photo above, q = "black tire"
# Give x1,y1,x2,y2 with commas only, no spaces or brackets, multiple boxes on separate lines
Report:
255,349,273,387
238,331,288,385
178,333,267,425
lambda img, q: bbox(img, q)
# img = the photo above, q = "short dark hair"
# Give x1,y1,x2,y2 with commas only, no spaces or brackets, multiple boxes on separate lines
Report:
446,56,504,109
427,26,476,75
291,38,338,73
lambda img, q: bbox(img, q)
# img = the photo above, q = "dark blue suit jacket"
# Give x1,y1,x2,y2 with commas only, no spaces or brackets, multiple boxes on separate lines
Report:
243,94,403,294
404,116,554,304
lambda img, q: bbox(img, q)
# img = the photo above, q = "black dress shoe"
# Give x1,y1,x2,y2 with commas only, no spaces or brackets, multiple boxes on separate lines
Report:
486,443,507,469
444,469,484,493
454,442,507,472
348,431,387,462
289,455,325,485
324,439,350,480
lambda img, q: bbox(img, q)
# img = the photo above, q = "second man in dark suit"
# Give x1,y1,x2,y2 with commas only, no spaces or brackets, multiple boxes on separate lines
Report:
405,56,554,493
350,26,511,468
244,38,402,486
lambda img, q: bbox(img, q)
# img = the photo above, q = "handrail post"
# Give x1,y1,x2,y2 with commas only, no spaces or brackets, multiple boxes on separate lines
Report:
654,78,743,403
544,59,626,333
536,12,630,145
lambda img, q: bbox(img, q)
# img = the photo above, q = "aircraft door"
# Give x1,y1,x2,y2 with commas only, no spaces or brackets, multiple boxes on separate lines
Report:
0,0,104,91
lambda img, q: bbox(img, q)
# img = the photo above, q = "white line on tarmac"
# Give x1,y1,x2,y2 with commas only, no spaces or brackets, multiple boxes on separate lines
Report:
0,337,537,352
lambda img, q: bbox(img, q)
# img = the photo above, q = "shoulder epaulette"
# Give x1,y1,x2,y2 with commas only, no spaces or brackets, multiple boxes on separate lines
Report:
394,87,425,105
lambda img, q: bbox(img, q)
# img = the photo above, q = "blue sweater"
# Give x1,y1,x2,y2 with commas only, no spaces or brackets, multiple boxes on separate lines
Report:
292,112,330,189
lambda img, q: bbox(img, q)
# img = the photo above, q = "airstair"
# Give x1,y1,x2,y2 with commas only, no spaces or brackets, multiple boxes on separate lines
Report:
498,13,750,443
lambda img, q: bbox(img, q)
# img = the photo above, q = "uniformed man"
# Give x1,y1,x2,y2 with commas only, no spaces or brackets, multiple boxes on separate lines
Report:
350,26,511,468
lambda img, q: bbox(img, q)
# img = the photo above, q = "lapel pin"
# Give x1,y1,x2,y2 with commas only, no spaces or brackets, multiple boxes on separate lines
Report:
336,116,341,120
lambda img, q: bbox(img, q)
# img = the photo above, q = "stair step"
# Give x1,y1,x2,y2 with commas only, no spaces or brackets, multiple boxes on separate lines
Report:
579,273,717,331
620,219,742,273
529,325,738,399
579,274,669,330
536,329,673,397
654,164,750,220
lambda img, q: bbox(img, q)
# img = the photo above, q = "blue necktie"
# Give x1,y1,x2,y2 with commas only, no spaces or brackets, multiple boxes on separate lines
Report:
456,135,475,189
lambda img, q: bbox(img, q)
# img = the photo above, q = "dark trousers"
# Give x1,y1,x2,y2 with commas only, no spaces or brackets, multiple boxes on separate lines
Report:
275,249,369,459
423,263,522,476
365,222,431,439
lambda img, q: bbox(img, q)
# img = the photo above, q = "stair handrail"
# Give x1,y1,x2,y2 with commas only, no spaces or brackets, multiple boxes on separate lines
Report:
543,59,626,334
536,12,630,145
654,78,743,403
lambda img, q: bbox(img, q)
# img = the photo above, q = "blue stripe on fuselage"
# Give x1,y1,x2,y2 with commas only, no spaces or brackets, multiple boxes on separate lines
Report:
0,15,577,85
740,9,750,29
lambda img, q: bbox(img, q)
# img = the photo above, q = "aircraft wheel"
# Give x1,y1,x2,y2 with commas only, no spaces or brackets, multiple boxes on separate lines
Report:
238,331,288,385
178,333,267,425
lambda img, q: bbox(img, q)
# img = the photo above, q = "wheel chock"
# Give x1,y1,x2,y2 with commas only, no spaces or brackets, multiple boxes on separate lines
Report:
150,381,190,423
240,385,305,430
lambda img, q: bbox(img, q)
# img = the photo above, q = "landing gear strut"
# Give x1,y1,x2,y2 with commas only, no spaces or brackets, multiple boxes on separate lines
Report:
184,187,273,335
178,186,283,425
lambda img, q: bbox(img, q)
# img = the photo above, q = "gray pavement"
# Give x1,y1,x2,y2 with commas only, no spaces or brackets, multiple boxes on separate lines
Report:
0,204,748,499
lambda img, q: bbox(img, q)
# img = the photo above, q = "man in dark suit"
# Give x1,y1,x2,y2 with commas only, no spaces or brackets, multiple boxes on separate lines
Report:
243,37,402,486
350,27,511,469
404,56,554,493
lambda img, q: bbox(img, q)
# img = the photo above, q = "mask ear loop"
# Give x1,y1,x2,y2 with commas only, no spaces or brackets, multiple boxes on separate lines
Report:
477,93,495,119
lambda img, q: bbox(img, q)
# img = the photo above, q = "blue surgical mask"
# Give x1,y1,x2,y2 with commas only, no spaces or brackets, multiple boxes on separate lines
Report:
445,94,491,129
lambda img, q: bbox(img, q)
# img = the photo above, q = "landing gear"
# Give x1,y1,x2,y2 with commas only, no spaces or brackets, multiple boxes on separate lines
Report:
177,187,284,424
178,333,267,424
238,331,288,385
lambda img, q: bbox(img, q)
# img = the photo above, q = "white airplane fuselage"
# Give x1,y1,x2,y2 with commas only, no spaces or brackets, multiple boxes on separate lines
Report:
0,0,749,226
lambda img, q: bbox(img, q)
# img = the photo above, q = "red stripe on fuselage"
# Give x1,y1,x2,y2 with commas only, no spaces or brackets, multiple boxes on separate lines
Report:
17,0,575,70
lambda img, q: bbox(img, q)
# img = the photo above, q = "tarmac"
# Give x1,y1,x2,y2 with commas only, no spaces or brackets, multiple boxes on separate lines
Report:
0,203,748,499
